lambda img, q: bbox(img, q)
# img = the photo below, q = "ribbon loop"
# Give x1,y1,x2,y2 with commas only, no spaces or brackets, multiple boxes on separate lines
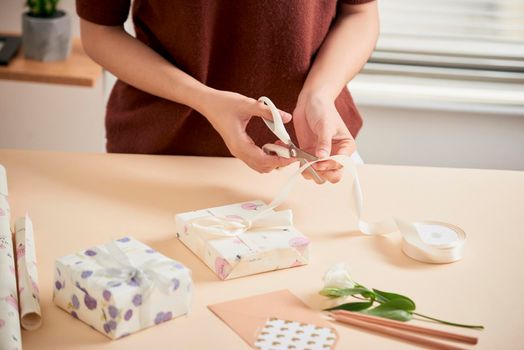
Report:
188,208,293,238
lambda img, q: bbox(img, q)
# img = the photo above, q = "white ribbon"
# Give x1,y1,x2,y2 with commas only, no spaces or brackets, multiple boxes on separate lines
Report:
186,97,466,264
187,209,294,255
257,97,466,264
78,241,173,328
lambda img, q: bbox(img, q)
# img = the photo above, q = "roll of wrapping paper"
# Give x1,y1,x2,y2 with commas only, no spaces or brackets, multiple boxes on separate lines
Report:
0,164,22,350
15,215,42,330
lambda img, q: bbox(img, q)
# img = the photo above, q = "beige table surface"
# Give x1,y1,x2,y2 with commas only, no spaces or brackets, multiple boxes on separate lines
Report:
0,149,523,350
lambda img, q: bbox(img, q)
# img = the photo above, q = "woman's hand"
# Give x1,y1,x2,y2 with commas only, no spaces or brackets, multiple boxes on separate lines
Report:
198,89,295,173
292,91,356,183
288,1,377,183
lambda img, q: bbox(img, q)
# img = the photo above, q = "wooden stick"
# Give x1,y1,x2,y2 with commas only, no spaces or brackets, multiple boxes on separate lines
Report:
330,313,468,350
332,310,478,345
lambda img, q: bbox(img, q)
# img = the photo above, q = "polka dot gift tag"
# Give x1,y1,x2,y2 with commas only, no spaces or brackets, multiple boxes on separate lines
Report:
255,318,337,350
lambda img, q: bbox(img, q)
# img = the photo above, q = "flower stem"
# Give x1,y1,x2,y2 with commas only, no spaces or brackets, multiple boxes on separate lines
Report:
412,312,484,330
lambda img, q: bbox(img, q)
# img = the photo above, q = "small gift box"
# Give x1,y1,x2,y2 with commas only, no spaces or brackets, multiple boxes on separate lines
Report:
175,200,310,280
53,237,192,339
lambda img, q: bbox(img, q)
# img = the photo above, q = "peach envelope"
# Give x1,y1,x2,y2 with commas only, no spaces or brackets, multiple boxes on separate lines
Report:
208,290,338,349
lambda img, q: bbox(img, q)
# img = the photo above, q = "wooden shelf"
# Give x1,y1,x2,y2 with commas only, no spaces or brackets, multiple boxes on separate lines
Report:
0,37,102,87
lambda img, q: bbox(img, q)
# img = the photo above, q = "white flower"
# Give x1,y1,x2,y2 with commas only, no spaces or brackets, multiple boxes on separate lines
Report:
323,263,356,289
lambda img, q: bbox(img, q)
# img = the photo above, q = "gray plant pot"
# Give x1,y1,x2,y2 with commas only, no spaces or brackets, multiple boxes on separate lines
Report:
22,10,71,61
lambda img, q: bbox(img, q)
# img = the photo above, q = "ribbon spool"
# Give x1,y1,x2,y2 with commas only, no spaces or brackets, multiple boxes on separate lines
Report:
400,221,466,263
256,97,467,264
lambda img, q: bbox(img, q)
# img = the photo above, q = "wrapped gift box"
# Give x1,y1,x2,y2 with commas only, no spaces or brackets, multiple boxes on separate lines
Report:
53,236,192,339
175,200,310,280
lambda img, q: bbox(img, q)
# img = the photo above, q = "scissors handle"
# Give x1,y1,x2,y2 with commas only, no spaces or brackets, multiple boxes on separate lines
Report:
258,97,292,144
262,143,292,158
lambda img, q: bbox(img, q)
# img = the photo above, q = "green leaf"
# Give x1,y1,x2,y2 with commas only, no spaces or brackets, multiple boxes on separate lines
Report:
373,288,416,308
361,298,416,322
319,287,372,298
377,297,416,312
325,301,374,312
363,308,413,322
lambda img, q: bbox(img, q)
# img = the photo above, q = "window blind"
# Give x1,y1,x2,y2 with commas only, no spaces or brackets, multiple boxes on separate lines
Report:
366,0,524,84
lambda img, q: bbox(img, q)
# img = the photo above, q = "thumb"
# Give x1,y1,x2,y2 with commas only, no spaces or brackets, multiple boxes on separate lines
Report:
315,121,332,158
279,110,293,124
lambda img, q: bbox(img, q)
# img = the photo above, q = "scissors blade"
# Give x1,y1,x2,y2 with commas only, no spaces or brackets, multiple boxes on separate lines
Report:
289,144,325,184
291,147,318,162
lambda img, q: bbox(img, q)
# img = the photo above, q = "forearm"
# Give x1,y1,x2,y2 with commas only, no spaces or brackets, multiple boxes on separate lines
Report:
300,1,379,101
80,19,210,113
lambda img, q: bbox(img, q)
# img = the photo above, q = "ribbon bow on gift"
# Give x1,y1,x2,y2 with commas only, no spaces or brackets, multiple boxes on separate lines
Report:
94,241,173,290
187,209,294,254
78,240,176,328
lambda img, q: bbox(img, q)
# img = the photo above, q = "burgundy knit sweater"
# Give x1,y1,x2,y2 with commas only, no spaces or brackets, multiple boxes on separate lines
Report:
76,0,373,156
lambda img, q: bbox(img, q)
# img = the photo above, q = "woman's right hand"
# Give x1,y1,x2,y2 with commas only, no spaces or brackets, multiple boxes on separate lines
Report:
196,89,295,173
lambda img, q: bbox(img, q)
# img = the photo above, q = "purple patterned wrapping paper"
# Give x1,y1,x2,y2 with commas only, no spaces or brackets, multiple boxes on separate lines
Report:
15,215,42,331
0,164,22,349
53,236,192,340
175,200,310,280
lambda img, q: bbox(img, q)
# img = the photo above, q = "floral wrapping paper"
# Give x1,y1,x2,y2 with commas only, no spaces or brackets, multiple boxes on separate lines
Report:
53,237,192,340
15,215,42,331
175,200,310,280
0,164,22,350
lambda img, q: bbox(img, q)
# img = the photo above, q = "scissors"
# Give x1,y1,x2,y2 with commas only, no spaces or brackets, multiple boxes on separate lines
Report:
258,96,326,184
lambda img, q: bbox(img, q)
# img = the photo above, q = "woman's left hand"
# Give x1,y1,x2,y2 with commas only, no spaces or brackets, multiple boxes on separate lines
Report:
292,91,356,183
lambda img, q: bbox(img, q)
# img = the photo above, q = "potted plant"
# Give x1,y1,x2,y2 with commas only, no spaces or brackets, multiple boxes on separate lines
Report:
22,0,71,61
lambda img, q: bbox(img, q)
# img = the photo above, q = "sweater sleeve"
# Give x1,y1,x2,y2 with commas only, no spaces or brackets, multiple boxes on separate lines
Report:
76,0,131,26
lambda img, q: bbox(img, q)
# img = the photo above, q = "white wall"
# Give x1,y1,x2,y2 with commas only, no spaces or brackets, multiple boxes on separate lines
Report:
0,0,80,36
0,80,106,152
356,106,524,170
0,0,106,152
0,1,523,170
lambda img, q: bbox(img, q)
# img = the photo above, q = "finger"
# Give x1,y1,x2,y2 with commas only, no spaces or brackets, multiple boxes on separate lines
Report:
251,101,292,123
312,159,343,171
315,120,333,159
280,110,293,123
316,169,344,184
232,133,284,173
312,136,354,171
333,138,356,157
301,170,313,181
276,156,296,168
